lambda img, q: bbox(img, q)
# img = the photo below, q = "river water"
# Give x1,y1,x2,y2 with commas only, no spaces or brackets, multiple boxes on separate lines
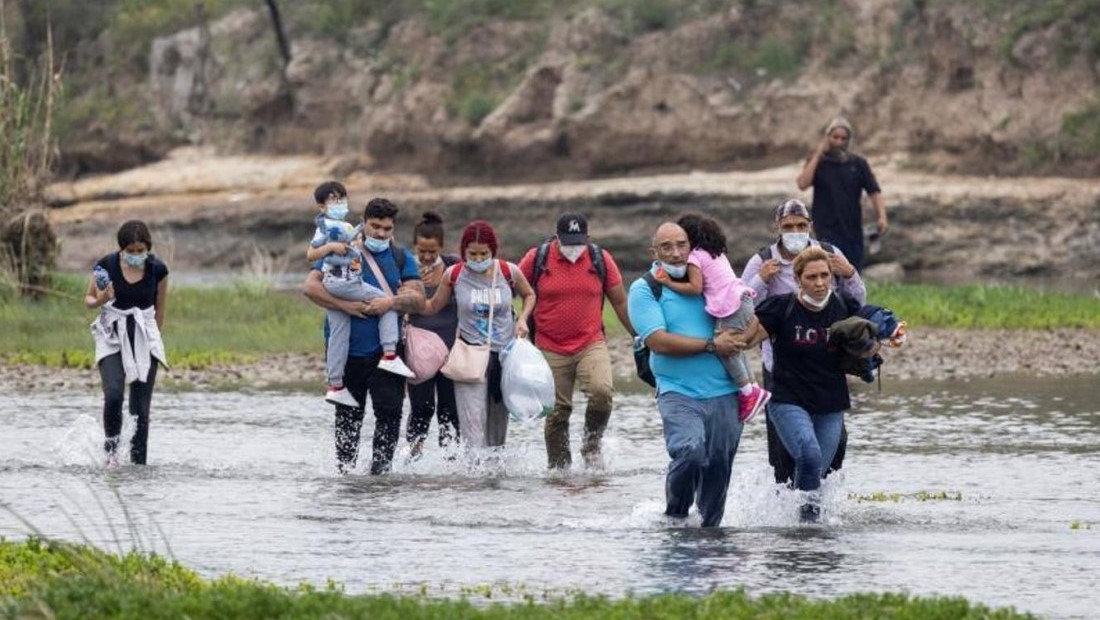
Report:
2,376,1099,618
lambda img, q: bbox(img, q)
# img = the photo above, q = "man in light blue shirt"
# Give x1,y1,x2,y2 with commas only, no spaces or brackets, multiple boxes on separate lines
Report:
627,222,745,527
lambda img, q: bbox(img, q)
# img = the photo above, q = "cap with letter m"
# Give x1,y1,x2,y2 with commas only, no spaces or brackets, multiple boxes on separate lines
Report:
556,212,589,245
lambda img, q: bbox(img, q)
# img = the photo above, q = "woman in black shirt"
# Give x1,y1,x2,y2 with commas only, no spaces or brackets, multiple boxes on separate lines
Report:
84,220,169,466
739,247,860,522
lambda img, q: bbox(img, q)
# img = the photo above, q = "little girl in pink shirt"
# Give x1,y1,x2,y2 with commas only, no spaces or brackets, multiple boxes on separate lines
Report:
656,213,771,422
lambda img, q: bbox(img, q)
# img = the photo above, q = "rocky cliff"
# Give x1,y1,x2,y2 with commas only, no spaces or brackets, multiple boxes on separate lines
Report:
56,0,1100,181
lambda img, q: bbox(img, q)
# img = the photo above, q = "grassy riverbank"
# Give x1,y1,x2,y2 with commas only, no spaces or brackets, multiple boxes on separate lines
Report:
1,274,1099,370
0,539,1034,619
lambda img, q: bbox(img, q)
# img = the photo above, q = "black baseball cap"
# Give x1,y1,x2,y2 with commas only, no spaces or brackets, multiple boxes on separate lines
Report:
556,212,589,245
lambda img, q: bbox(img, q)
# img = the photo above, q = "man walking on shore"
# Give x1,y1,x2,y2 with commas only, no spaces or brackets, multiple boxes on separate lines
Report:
796,116,888,271
519,213,634,469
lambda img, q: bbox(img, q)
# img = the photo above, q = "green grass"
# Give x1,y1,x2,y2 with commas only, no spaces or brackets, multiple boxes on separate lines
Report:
2,277,1097,371
865,282,1100,329
0,538,1037,619
0,274,322,370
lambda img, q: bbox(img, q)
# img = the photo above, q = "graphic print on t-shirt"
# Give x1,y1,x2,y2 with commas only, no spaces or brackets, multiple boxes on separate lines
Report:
470,287,504,339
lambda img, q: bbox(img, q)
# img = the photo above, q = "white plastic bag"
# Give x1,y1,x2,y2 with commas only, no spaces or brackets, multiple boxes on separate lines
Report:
500,338,555,422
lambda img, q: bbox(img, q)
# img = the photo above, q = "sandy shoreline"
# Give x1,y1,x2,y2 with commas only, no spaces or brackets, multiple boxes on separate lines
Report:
3,327,1097,393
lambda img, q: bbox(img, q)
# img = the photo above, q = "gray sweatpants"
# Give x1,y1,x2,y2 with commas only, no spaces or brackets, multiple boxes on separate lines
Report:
324,275,399,386
715,292,755,388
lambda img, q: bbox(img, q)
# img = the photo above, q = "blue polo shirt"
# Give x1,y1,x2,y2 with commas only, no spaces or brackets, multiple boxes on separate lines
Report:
314,245,420,357
627,271,737,399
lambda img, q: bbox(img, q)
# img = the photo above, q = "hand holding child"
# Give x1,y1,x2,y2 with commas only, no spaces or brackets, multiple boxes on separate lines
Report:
653,267,671,285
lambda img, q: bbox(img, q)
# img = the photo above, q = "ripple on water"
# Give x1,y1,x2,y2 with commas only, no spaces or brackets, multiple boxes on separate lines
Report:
2,379,1100,619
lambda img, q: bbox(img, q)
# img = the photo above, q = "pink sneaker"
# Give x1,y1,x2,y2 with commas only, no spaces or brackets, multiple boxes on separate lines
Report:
737,384,771,423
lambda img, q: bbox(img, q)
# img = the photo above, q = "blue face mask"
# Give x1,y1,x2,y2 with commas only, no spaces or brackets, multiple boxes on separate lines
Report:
363,236,390,254
122,252,148,268
656,261,687,279
466,257,494,273
325,200,349,221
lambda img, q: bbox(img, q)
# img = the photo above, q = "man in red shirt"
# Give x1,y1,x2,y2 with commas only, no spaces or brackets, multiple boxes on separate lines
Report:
519,213,635,469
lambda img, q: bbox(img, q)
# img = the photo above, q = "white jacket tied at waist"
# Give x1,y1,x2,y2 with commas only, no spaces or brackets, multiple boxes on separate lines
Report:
91,303,167,384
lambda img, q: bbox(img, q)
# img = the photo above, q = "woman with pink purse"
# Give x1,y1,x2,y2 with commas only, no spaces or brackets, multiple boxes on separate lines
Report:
422,220,536,453
405,212,462,458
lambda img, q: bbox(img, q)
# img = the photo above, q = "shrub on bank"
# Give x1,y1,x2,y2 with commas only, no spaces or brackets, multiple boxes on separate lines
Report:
0,539,1034,620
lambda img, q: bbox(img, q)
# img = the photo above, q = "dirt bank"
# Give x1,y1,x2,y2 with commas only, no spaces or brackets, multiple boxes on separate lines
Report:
48,152,1100,283
3,326,1097,395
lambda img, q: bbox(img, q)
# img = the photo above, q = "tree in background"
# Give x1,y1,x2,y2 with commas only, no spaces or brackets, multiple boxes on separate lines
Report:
0,0,61,299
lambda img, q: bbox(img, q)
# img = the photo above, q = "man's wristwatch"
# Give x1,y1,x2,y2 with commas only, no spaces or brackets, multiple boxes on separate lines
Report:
704,337,716,354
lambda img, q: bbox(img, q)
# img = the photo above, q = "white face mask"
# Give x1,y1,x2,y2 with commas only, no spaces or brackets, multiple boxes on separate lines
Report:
560,244,586,263
658,261,688,280
782,232,810,254
800,289,832,310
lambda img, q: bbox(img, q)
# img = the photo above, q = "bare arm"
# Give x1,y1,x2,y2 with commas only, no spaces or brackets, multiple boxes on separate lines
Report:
605,283,635,337
645,329,739,357
301,270,367,317
421,271,454,316
796,136,829,190
154,277,168,330
511,268,536,339
733,319,769,351
306,242,346,262
84,276,113,309
392,278,426,314
871,191,888,233
363,278,426,316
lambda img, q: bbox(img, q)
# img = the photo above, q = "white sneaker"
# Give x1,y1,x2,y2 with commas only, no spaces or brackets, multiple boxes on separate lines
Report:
378,356,415,378
325,387,359,408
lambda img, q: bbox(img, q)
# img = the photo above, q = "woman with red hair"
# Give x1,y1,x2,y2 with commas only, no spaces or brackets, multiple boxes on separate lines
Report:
422,220,536,453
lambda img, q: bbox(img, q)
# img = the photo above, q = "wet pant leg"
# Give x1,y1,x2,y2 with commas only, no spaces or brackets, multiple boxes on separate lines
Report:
366,362,406,475
576,341,614,463
127,363,158,465
406,373,459,447
542,349,578,468
768,402,844,492
99,353,125,456
658,391,742,527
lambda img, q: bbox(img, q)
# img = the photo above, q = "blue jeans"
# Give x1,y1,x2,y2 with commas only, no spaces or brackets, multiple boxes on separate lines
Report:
768,402,845,492
657,391,743,527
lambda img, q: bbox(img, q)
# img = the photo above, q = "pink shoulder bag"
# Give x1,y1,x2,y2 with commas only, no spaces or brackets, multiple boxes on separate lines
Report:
362,250,448,384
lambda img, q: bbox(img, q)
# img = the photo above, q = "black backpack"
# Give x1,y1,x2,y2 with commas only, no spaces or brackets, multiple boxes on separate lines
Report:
632,271,665,388
529,239,608,291
527,240,609,338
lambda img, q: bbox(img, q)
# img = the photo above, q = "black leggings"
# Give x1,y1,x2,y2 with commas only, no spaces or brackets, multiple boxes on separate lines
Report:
406,372,459,447
99,353,158,465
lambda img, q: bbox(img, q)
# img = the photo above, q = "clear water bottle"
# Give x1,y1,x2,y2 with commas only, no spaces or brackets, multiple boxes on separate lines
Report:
93,265,111,290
